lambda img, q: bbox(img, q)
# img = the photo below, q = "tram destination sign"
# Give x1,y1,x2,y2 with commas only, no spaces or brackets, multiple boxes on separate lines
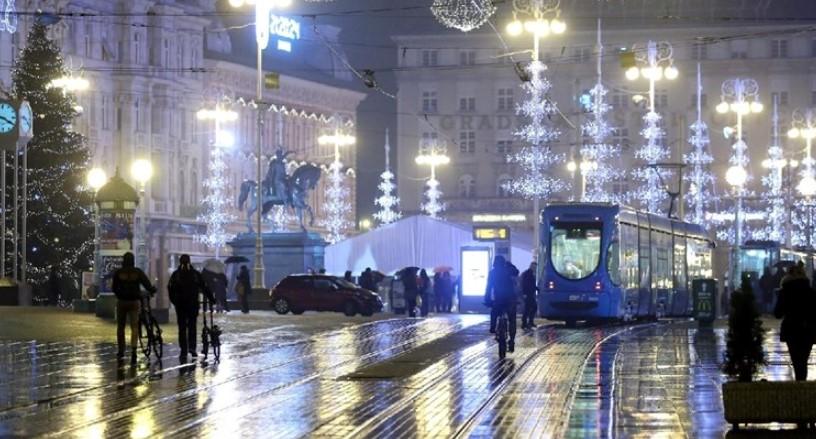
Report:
473,226,510,241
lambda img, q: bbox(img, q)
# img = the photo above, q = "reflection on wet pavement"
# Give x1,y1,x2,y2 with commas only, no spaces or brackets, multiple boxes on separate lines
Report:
0,315,808,438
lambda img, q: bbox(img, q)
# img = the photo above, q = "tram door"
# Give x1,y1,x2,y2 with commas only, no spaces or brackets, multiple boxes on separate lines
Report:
637,212,653,316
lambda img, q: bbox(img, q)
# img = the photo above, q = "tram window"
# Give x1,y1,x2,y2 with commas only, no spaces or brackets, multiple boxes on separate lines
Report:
674,236,687,290
607,241,621,285
550,222,602,280
740,249,770,276
655,246,671,288
620,223,638,289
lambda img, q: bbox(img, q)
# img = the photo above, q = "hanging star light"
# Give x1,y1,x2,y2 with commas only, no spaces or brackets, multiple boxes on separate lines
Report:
374,129,401,225
506,60,567,202
431,0,497,32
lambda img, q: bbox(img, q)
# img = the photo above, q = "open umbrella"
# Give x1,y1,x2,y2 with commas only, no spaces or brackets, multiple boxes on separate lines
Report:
370,270,387,283
224,255,249,264
434,265,453,273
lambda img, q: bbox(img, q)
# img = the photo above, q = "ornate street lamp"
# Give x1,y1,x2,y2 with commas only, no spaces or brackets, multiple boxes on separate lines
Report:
717,77,762,285
416,145,450,218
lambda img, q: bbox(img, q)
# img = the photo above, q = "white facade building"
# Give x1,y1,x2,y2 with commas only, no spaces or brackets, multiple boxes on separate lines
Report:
394,24,816,234
2,1,364,302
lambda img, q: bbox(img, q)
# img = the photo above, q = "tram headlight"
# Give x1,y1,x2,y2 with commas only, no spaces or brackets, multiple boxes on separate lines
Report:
548,281,555,290
594,281,602,291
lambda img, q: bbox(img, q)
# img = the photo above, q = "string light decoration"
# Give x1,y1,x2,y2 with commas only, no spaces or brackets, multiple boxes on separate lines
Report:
374,129,401,225
195,105,237,257
580,20,622,203
506,60,567,204
431,0,497,32
319,119,356,244
684,64,715,228
786,107,816,248
758,97,787,243
416,144,450,218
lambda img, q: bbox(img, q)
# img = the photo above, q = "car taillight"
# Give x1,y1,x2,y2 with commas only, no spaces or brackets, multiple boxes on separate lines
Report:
594,281,602,291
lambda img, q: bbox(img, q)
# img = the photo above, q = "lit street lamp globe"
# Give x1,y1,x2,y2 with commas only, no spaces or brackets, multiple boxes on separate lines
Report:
798,175,816,197
726,165,747,187
87,168,108,191
131,159,154,187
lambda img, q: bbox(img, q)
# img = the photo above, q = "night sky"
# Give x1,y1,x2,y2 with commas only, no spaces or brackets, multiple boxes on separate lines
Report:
218,0,816,223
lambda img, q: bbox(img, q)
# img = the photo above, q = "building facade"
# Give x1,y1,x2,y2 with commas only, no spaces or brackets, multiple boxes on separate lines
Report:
2,0,364,304
394,24,816,236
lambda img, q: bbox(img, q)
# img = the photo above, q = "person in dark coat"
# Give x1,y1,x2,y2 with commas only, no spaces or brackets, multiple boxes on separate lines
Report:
169,254,214,362
418,269,431,317
485,255,519,351
521,262,538,329
236,265,252,314
402,268,419,317
759,266,775,314
433,272,444,313
202,268,229,313
344,271,354,283
112,252,156,363
359,267,375,291
774,264,816,381
441,272,454,313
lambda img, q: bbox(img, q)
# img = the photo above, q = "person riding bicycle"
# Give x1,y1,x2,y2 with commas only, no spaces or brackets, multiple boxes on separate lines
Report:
112,252,157,364
169,254,215,363
484,255,519,353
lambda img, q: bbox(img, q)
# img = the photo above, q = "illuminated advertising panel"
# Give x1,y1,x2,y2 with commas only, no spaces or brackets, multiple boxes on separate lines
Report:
461,248,490,297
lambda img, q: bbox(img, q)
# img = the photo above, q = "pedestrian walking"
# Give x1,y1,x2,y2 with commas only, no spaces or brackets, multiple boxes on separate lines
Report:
441,272,454,312
236,265,252,314
344,270,354,283
759,267,774,312
402,268,419,317
169,254,214,363
484,255,519,352
202,267,229,313
774,264,816,381
521,262,539,329
359,267,375,291
433,272,444,313
418,269,431,317
112,252,156,363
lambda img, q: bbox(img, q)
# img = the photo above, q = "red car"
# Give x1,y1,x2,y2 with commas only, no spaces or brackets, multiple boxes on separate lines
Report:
269,274,384,317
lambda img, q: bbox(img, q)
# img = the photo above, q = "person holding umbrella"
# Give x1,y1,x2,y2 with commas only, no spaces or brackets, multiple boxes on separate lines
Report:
202,259,229,313
401,267,419,317
236,265,252,314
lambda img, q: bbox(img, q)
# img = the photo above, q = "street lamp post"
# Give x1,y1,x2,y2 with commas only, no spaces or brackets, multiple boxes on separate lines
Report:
86,168,108,292
130,159,153,271
416,146,450,218
227,0,292,290
787,108,816,273
717,77,762,286
505,0,565,257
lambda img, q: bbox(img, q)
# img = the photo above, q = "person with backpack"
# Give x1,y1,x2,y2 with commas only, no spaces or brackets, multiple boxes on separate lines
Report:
169,254,214,363
774,264,816,381
112,252,156,364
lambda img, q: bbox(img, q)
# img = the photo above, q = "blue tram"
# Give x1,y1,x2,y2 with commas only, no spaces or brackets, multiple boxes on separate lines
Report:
539,203,714,323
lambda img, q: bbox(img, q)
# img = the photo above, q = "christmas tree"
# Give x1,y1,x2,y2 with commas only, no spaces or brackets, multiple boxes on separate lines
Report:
373,129,401,226
11,21,93,294
195,131,234,258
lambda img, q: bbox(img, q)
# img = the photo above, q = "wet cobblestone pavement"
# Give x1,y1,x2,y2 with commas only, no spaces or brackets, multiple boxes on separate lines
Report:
0,311,808,438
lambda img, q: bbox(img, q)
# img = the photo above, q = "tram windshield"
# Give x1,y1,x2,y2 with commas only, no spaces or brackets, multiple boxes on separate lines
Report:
550,222,602,280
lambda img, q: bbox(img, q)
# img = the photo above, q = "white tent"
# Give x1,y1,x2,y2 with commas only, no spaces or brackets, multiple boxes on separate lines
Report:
324,215,533,275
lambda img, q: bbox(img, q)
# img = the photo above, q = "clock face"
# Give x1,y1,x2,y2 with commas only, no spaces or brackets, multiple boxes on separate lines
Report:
19,103,32,135
0,103,16,134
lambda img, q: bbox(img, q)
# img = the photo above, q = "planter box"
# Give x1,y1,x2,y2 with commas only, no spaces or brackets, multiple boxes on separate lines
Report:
723,381,816,427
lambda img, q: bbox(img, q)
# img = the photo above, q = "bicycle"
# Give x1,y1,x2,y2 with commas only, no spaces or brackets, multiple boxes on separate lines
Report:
201,297,221,362
138,292,163,361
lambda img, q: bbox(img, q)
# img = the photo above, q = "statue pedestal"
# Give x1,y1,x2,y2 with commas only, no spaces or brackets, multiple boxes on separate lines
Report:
229,232,327,300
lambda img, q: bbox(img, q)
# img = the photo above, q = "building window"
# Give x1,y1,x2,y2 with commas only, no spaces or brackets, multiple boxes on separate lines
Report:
178,171,185,205
421,50,439,67
134,99,142,132
611,92,629,109
101,95,110,130
421,91,438,113
692,93,707,108
654,91,668,109
574,47,591,63
496,140,513,154
459,131,475,153
612,180,629,197
458,97,475,112
133,32,141,64
497,88,514,111
420,132,438,153
163,39,171,67
771,91,789,106
771,39,788,58
497,174,512,197
458,174,475,198
691,42,707,60
84,23,92,58
459,50,476,66
612,128,630,150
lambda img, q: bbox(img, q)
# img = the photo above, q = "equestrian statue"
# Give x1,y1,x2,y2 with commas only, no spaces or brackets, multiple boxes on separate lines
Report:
238,149,321,232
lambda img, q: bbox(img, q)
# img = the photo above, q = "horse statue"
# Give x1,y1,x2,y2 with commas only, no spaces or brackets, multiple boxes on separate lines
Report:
238,149,321,232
